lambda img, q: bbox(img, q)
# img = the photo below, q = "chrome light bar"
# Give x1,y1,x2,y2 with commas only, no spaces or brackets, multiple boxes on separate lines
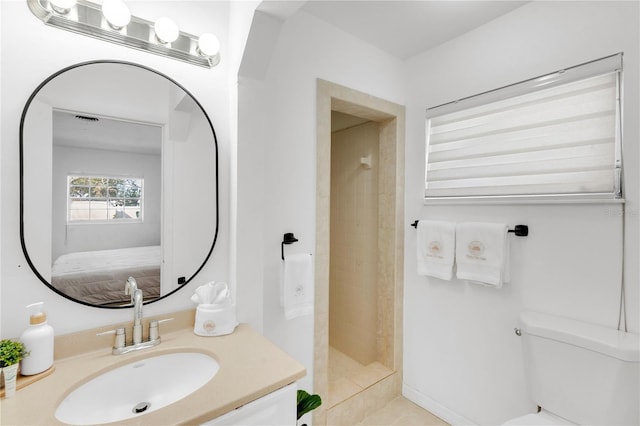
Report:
27,0,220,68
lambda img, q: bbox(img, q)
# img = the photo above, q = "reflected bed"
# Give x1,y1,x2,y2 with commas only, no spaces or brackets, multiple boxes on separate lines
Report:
51,246,161,306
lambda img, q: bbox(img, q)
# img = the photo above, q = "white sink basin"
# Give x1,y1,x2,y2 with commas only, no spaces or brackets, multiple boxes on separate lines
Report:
55,351,220,425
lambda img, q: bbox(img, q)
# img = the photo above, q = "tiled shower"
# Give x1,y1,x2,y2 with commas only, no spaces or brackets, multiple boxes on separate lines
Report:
328,114,395,416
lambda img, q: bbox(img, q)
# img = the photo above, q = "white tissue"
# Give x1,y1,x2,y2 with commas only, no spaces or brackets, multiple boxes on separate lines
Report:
191,281,231,306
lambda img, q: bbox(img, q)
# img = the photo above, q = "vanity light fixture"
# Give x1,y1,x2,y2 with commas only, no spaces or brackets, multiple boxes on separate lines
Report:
197,33,221,58
27,0,220,68
49,0,77,14
154,17,179,44
101,0,131,30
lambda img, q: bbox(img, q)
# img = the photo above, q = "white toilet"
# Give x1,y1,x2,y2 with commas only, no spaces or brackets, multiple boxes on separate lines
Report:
504,311,640,425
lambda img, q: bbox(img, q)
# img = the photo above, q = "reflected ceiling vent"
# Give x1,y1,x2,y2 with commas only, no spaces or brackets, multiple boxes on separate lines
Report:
74,115,100,122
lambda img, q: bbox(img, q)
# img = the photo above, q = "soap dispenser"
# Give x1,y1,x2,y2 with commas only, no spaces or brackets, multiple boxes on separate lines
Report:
19,302,54,375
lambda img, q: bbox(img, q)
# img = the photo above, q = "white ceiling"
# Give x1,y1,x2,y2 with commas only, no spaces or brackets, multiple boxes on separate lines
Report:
299,0,528,60
53,110,162,155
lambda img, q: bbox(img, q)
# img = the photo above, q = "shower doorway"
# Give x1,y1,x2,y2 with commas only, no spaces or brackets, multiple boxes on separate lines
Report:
314,80,405,425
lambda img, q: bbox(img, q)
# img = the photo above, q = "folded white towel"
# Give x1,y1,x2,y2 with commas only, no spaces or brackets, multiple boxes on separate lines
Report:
416,220,456,280
455,222,510,288
281,253,314,319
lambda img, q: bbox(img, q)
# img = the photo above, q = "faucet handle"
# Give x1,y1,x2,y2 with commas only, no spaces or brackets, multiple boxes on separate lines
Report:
97,327,126,349
149,318,174,342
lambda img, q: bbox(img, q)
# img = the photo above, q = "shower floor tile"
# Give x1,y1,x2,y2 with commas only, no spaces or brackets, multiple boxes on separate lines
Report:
328,346,393,407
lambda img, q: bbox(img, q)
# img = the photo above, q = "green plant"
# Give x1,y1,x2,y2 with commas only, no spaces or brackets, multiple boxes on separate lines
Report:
0,339,29,367
297,389,322,424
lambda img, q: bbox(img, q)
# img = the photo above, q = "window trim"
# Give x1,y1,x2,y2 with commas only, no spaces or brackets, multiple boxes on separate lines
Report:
424,53,623,204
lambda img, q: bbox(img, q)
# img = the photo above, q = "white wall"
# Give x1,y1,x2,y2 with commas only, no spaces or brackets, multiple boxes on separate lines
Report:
237,9,406,392
165,107,219,293
21,99,54,285
403,2,639,425
0,1,232,338
226,0,261,330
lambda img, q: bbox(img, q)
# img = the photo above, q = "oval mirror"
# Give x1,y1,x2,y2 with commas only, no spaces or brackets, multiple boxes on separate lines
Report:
20,61,218,308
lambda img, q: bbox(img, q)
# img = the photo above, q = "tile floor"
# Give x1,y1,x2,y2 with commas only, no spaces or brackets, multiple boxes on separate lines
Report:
328,347,448,425
328,346,394,407
356,396,449,426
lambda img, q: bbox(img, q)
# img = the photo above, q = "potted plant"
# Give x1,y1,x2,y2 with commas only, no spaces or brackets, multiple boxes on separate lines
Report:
0,339,29,398
297,389,321,426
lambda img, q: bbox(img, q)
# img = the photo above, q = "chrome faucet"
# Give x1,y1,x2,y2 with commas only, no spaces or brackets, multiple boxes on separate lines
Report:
96,277,173,355
125,276,144,345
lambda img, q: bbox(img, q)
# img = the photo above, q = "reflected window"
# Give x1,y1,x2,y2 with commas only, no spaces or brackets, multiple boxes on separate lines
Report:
67,175,143,223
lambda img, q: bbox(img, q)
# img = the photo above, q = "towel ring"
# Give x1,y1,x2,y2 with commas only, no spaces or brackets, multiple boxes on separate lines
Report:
410,220,528,237
281,233,299,260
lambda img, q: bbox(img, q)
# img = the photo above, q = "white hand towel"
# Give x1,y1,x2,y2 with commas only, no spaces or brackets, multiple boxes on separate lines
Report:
455,222,510,288
416,220,456,280
281,253,314,319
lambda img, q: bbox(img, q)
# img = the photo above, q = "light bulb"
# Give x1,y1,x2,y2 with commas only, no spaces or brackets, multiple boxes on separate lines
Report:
197,33,220,58
49,0,76,14
102,0,131,30
154,17,179,44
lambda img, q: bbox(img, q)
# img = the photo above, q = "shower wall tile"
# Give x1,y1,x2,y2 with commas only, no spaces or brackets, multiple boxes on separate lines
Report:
330,121,380,365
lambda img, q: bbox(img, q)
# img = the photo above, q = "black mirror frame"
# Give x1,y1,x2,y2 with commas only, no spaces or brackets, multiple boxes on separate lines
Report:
19,60,219,309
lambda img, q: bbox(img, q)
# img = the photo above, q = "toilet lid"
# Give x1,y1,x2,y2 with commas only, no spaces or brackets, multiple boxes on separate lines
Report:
503,411,575,425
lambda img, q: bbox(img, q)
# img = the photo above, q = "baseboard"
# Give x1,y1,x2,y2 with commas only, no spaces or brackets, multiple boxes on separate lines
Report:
402,384,477,426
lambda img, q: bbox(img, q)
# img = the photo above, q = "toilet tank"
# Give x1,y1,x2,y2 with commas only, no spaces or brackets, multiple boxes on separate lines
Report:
519,312,639,426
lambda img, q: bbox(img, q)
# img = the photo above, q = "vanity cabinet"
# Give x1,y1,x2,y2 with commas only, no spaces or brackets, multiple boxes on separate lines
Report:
202,383,297,426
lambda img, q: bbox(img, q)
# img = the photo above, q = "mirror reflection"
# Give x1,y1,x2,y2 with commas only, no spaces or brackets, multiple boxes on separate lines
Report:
21,61,218,308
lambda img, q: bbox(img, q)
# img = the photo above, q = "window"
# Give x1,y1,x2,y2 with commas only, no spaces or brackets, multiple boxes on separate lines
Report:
425,54,622,201
68,175,143,222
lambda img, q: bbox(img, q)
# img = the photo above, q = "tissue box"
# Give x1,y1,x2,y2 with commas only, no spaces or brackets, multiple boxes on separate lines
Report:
194,303,238,336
